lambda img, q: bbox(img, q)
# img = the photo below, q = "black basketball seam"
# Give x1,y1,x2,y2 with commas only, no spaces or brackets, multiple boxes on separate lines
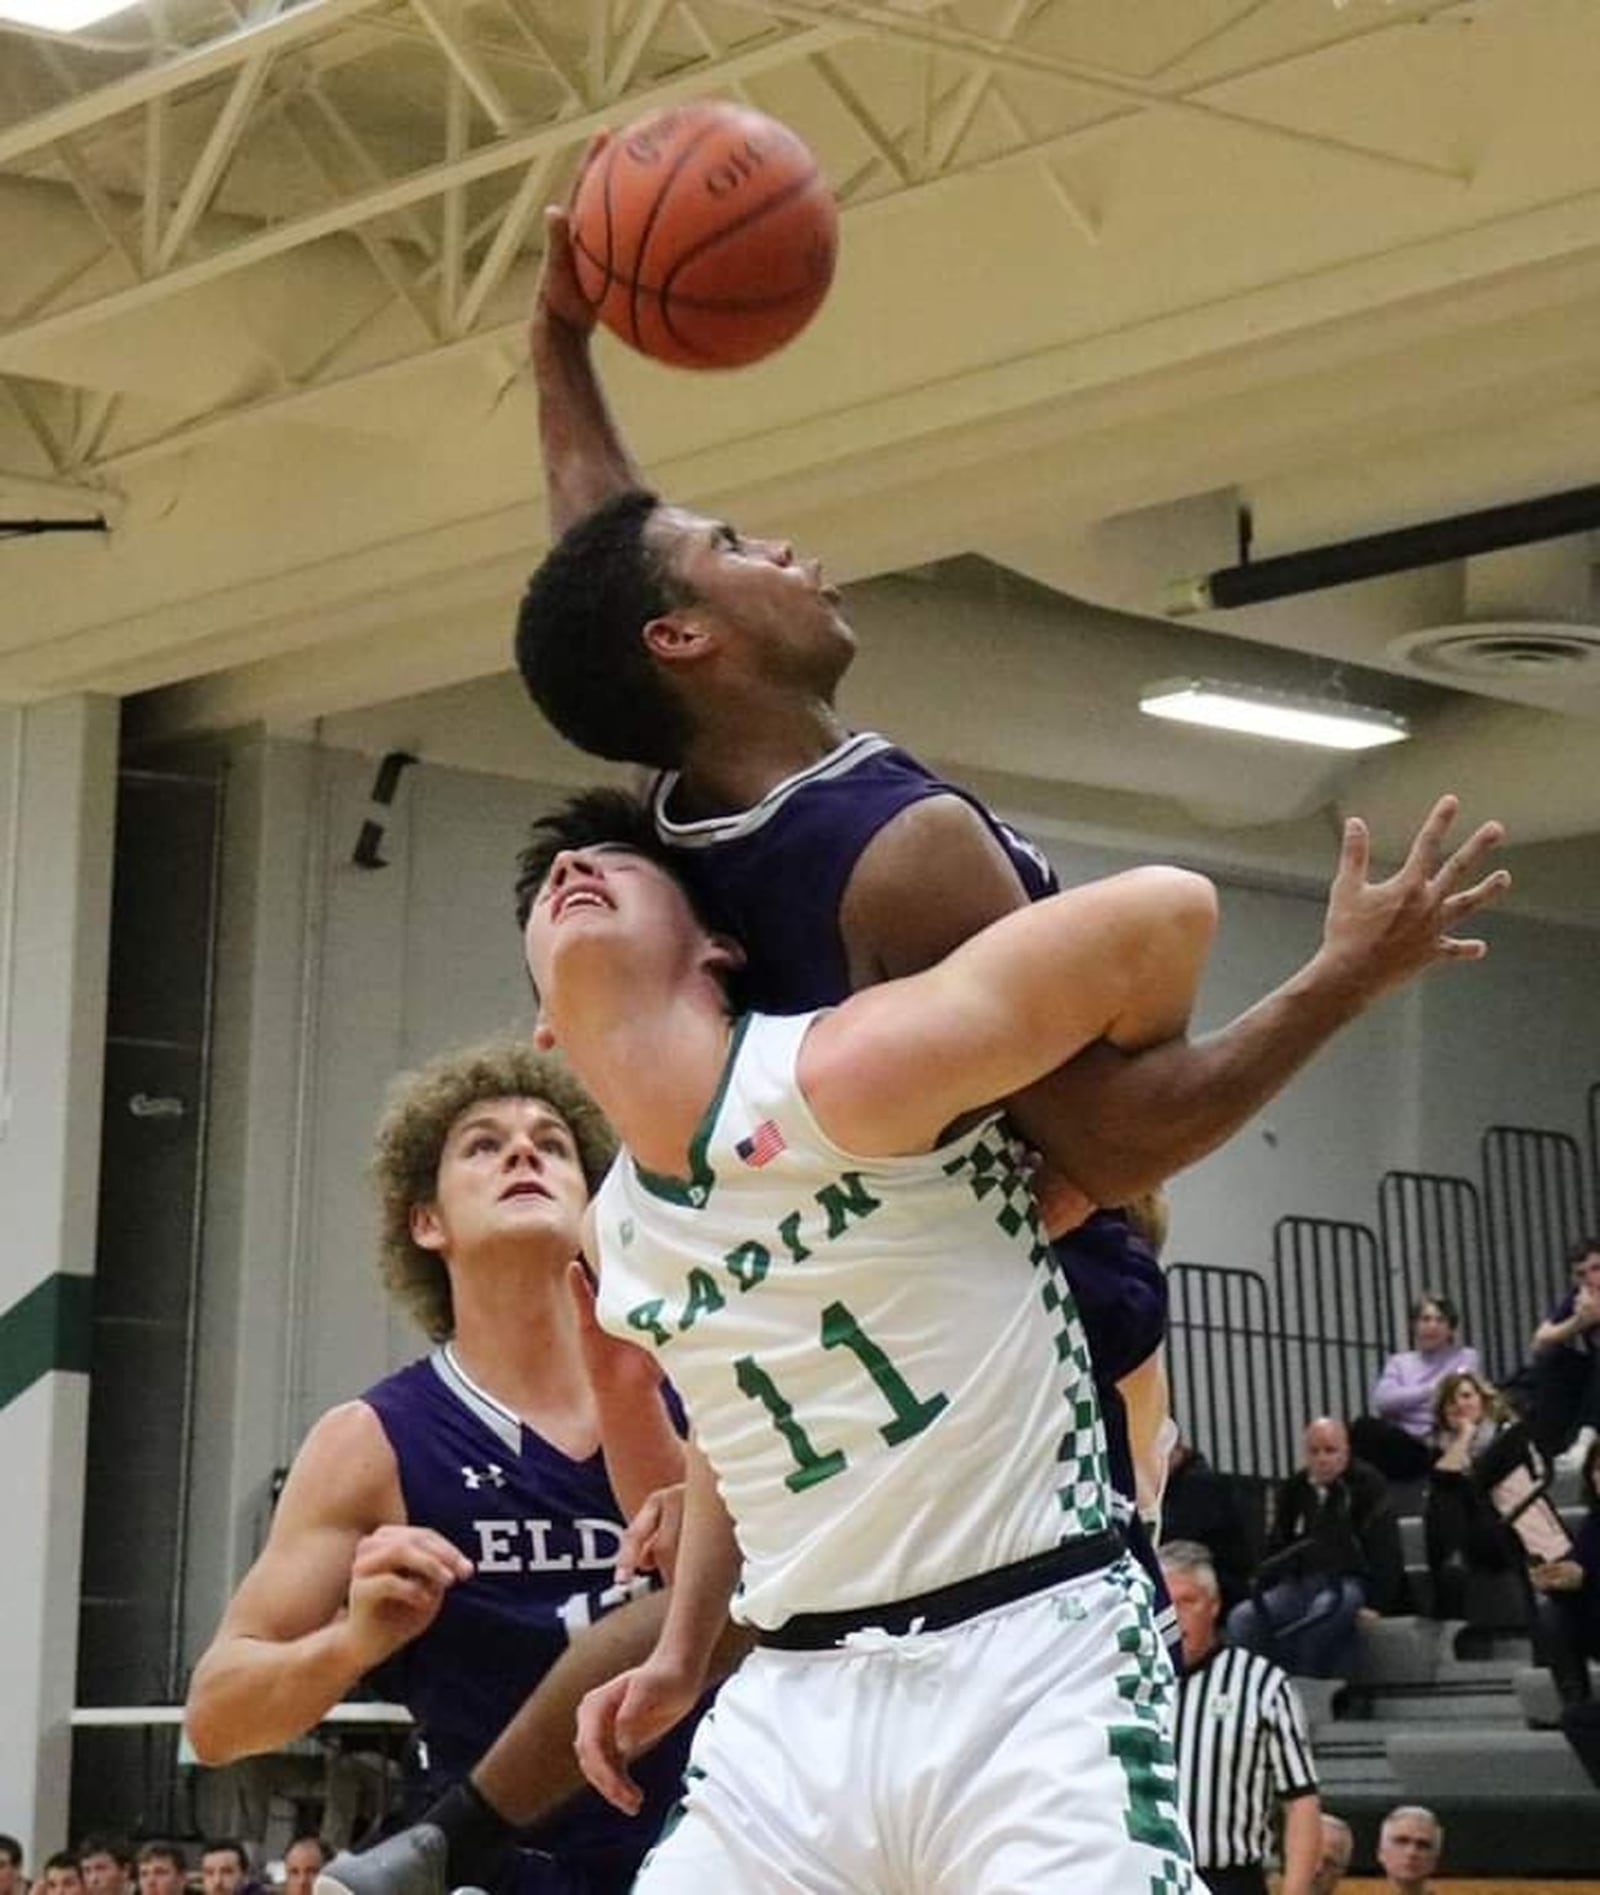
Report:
598,136,620,298
629,116,726,351
655,168,830,359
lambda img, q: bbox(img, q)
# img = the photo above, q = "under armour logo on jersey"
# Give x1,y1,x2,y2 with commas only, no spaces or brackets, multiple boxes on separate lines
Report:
461,1464,506,1490
736,1119,786,1168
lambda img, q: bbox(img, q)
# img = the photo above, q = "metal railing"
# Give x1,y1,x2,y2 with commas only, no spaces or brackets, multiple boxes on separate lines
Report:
1481,1124,1590,1369
1166,1261,1284,1479
1273,1216,1387,1459
1377,1170,1495,1374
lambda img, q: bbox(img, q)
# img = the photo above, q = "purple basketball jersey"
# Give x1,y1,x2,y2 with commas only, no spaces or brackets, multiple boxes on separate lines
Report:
362,1349,693,1874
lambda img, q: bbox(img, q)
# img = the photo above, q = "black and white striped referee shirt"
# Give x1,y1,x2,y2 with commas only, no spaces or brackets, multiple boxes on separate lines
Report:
1172,1642,1319,1870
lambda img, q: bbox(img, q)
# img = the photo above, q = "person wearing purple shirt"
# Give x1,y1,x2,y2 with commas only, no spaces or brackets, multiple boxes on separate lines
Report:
1352,1292,1479,1482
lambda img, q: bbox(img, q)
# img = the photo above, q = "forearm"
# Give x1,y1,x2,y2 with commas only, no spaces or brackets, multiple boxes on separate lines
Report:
652,1441,742,1683
595,1382,687,1521
1007,949,1367,1203
185,1621,369,1764
1278,1793,1323,1895
532,315,644,534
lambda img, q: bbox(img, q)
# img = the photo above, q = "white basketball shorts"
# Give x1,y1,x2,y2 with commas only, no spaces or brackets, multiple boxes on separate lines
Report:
634,1554,1197,1894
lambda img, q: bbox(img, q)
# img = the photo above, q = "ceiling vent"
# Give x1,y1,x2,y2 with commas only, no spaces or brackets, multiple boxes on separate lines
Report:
1391,622,1600,682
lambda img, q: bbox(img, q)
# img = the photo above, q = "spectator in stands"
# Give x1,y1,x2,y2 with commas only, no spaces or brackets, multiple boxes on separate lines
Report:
38,1857,83,1895
1227,1417,1405,1677
1309,1813,1352,1895
0,1837,23,1895
77,1842,131,1895
1375,1804,1442,1894
1162,1431,1257,1608
280,1842,326,1895
133,1848,184,1895
1526,1238,1600,1459
1418,1371,1569,1622
1352,1291,1479,1482
1162,1539,1322,1895
197,1846,250,1895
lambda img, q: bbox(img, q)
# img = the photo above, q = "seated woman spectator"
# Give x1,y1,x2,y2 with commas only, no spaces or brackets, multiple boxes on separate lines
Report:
1352,1290,1479,1483
1423,1367,1574,1620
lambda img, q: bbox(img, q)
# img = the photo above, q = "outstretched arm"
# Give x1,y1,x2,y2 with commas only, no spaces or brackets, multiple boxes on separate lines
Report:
531,167,646,535
837,792,1508,1200
1005,796,1508,1200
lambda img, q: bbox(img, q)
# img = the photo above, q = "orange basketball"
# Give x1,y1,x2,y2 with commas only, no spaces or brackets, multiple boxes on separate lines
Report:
569,101,838,370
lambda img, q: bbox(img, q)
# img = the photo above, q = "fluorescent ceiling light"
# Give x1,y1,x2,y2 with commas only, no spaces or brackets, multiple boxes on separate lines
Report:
1139,679,1409,752
0,0,140,28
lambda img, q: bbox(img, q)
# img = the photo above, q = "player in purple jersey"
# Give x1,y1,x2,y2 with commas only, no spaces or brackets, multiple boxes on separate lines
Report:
186,1041,694,1895
316,178,1509,1895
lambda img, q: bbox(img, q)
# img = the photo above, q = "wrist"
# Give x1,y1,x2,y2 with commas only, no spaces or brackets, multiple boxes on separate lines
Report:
1299,945,1381,1018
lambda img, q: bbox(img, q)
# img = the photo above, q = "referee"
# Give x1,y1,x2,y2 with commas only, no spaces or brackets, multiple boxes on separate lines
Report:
1161,1540,1322,1895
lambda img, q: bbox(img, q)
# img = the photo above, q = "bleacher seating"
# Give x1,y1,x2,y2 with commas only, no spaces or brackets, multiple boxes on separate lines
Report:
1287,1462,1600,1877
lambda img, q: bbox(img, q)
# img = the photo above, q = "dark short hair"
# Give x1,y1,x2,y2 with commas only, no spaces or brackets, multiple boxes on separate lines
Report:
282,1841,327,1865
198,1845,246,1873
0,1839,22,1872
1568,1236,1600,1268
514,786,675,928
515,489,693,768
76,1843,131,1872
43,1858,80,1878
134,1849,183,1873
1410,1288,1459,1332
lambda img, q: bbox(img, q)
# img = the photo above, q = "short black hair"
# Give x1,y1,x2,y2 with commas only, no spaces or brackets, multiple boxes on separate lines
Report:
133,1849,184,1873
1568,1236,1600,1267
1410,1288,1459,1331
43,1858,79,1878
514,786,676,929
198,1845,246,1873
0,1838,22,1872
515,489,694,768
76,1843,132,1871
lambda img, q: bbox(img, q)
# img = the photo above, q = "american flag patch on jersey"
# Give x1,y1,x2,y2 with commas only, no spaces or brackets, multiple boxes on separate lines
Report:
735,1119,786,1167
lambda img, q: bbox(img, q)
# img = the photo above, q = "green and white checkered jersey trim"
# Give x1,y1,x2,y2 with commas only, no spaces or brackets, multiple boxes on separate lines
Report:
593,1011,1114,1630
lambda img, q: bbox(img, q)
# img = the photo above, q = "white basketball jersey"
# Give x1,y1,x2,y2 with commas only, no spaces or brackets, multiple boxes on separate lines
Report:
593,1012,1112,1630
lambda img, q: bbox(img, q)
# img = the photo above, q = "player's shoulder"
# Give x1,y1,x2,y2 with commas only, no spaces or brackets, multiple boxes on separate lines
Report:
282,1398,404,1522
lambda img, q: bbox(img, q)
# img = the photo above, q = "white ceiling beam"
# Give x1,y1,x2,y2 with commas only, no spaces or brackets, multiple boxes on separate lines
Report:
0,0,393,168
407,0,516,134
0,18,856,367
0,462,118,510
142,94,169,272
763,0,1469,184
440,69,469,333
603,0,674,101
454,154,553,335
303,76,439,261
52,135,144,279
279,100,440,338
155,48,275,268
496,0,588,107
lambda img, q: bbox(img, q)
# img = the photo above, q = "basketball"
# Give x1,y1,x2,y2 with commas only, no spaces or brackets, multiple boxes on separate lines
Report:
569,101,838,370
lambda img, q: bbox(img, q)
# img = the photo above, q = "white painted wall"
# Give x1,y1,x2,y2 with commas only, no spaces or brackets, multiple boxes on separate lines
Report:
178,735,1600,1668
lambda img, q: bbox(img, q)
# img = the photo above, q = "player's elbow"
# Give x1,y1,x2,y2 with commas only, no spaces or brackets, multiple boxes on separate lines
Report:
1125,865,1217,967
183,1659,250,1765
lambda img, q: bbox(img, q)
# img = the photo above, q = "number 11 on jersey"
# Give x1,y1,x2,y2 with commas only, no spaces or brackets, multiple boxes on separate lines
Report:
734,1300,949,1493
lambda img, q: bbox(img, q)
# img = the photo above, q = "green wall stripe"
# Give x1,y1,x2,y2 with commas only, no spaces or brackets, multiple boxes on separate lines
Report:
0,1273,94,1411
